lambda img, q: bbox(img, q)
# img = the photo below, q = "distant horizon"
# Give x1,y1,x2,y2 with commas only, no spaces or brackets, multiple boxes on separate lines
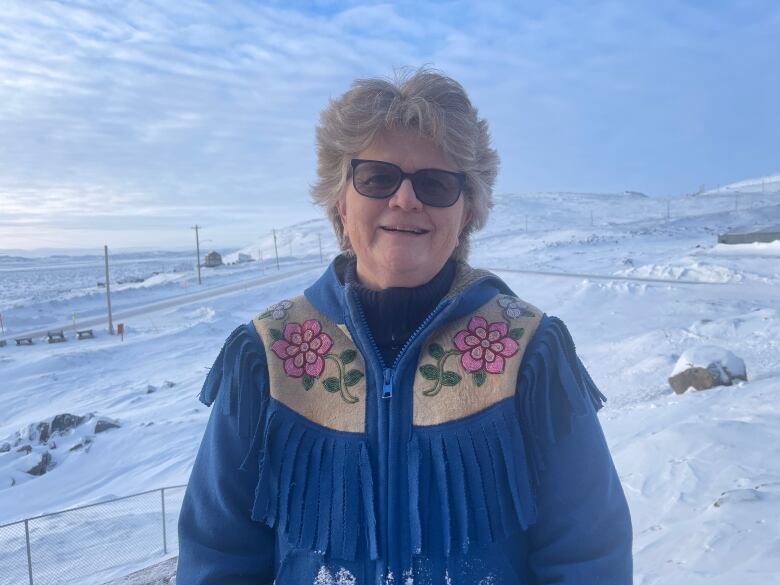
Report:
3,180,779,254
2,1,779,249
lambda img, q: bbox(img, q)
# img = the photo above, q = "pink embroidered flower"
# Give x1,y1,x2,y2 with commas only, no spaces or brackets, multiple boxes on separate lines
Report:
453,316,519,374
271,319,333,378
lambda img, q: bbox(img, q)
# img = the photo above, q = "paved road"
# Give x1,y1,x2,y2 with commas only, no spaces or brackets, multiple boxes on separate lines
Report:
2,264,321,343
3,263,770,344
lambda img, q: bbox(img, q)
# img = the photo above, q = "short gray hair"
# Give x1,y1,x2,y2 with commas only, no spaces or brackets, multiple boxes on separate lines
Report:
311,67,499,260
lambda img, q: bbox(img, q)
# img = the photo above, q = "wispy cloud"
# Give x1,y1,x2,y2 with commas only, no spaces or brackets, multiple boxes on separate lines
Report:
0,0,778,249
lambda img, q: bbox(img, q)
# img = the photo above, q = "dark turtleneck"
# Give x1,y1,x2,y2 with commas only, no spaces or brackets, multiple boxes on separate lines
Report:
344,258,456,367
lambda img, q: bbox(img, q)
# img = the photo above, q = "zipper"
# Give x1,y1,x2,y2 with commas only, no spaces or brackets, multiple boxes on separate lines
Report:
350,287,453,399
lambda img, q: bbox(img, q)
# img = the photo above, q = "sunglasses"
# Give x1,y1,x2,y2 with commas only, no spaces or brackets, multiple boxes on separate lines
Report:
350,159,466,208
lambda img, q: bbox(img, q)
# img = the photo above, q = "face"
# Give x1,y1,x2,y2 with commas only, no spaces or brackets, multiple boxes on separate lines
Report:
337,128,472,290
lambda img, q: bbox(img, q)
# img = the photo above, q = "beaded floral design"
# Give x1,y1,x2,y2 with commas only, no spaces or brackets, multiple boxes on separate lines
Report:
419,298,532,396
497,296,536,320
268,318,364,404
257,300,293,321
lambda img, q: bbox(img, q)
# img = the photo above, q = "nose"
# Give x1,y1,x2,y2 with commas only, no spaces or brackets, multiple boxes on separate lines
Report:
388,178,423,211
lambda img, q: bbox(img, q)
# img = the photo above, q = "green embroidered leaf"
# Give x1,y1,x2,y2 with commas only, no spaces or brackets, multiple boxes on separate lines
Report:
257,311,271,320
428,343,444,360
302,374,315,391
419,364,440,381
339,349,357,365
522,309,536,317
343,369,364,387
472,369,487,387
441,371,462,386
322,377,341,392
509,327,525,340
269,328,282,341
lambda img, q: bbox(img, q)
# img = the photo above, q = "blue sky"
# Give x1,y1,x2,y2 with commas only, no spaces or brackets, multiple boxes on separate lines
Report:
0,0,778,250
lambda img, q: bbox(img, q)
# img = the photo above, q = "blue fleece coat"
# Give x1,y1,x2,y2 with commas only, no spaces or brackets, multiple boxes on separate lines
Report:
177,260,633,584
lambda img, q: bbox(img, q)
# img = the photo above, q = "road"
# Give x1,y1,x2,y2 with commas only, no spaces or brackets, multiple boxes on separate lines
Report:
3,264,321,343
4,263,771,344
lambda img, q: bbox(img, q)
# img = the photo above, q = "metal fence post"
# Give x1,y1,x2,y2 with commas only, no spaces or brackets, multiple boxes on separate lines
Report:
25,519,33,585
161,488,168,555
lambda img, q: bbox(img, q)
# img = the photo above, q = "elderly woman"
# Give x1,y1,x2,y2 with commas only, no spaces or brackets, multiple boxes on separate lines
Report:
177,69,633,584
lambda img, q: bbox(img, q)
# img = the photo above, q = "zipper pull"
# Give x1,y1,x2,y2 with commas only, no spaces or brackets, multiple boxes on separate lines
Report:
382,368,393,399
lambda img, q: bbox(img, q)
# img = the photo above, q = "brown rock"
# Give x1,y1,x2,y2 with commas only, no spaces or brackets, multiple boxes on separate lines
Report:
668,367,719,394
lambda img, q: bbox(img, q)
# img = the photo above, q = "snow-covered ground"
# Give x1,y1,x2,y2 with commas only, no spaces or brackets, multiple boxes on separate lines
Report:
0,185,779,584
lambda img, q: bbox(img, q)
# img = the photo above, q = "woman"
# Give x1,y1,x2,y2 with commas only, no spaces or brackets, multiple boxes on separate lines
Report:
177,69,633,584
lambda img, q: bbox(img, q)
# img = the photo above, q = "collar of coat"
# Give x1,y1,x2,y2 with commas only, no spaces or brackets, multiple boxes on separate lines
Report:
253,255,543,432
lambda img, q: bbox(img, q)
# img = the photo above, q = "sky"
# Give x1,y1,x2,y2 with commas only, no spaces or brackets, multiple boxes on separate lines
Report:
0,0,778,251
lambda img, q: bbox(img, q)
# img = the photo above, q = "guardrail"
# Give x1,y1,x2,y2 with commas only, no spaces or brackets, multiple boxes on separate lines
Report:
0,485,186,585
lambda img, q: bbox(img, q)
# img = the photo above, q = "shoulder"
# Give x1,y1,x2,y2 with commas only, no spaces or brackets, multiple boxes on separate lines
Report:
517,314,607,444
195,320,270,445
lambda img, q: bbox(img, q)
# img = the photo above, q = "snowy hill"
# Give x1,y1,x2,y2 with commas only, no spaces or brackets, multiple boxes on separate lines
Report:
700,172,780,195
222,217,339,265
1,187,779,584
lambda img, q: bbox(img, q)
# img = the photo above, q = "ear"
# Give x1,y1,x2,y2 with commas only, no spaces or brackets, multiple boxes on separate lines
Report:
337,197,349,240
459,205,473,234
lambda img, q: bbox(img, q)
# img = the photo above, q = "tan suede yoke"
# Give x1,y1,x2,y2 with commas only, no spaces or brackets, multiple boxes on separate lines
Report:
253,295,367,433
413,294,542,426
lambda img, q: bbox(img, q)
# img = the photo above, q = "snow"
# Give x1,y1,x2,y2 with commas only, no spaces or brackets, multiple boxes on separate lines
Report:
670,345,747,380
1,187,779,583
700,172,780,195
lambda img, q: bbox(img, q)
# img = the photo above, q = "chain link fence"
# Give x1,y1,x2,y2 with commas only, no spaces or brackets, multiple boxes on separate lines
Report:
0,485,186,585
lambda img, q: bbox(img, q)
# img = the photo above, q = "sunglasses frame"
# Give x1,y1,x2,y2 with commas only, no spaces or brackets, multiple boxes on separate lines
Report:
350,159,466,208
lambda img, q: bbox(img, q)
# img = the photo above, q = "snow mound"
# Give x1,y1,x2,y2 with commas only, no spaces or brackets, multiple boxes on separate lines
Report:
670,345,747,380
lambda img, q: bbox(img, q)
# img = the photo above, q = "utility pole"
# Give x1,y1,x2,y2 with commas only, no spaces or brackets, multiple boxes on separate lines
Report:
259,249,264,274
192,225,202,285
104,245,114,335
272,229,280,270
318,234,323,264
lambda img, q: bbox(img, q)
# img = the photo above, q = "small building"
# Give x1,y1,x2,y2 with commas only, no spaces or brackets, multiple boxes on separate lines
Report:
237,252,253,263
718,225,780,245
203,251,223,267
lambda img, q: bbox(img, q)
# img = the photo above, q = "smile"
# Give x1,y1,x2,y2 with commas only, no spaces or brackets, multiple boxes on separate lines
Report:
380,225,429,235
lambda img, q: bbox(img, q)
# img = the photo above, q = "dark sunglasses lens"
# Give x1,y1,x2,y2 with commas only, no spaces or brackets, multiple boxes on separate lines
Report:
413,170,462,207
353,162,401,198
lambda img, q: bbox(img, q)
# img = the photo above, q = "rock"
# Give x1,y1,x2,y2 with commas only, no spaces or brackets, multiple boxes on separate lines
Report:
16,444,32,454
95,419,121,433
146,385,157,394
50,413,85,434
37,421,50,443
163,380,176,388
0,442,10,453
70,437,92,452
27,451,53,476
668,345,747,394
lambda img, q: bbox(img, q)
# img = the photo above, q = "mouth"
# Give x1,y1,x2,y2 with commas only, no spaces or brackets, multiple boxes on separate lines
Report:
380,225,429,235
